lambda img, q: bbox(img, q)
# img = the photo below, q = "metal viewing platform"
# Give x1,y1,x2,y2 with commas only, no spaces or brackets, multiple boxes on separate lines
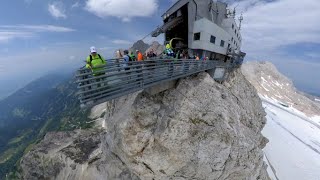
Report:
76,59,240,108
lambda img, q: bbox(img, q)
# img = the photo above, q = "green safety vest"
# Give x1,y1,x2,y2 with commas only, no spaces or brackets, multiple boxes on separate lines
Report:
86,54,106,76
129,54,136,61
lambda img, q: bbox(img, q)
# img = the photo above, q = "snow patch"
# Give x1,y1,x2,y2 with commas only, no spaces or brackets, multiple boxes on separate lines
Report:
263,154,278,180
288,106,309,118
102,119,105,128
273,80,282,87
262,101,320,180
261,83,270,92
260,95,278,105
261,76,268,82
311,116,320,126
275,94,283,99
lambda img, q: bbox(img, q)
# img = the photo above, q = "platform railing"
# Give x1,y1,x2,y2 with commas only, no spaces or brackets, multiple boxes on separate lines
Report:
76,59,226,107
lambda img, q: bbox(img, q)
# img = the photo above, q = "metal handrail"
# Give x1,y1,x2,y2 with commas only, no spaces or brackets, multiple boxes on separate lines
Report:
76,59,226,107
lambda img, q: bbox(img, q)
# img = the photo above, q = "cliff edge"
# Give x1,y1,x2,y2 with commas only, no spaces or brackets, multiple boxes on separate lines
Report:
20,69,270,180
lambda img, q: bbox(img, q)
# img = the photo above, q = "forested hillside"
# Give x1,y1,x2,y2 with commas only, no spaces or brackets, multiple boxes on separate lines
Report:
0,73,92,179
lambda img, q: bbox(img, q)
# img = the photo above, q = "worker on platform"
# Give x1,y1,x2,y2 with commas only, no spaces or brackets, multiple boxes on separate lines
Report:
166,43,171,50
115,50,122,71
137,50,144,61
165,43,174,57
129,51,136,61
86,46,106,76
123,50,133,80
84,46,107,93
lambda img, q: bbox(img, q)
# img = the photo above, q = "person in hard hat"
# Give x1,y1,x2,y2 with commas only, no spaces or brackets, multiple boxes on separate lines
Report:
86,46,106,76
136,50,144,61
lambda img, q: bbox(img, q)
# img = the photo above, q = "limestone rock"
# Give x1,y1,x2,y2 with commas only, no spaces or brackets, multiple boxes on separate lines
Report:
20,69,270,180
129,40,150,54
145,41,165,56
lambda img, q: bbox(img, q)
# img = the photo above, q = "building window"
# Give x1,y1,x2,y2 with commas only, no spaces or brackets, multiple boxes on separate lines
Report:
210,35,216,44
194,32,200,41
232,24,234,29
220,40,225,47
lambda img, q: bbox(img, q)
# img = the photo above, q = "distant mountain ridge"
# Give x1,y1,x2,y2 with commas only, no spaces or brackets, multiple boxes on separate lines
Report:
129,40,165,56
0,73,92,179
0,74,67,127
242,61,320,117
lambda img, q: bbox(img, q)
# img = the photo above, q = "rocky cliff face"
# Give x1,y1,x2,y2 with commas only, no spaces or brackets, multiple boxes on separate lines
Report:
145,41,165,56
20,69,270,180
129,40,150,54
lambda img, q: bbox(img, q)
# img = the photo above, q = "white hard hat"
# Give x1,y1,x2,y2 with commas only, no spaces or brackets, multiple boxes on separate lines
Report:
90,46,97,53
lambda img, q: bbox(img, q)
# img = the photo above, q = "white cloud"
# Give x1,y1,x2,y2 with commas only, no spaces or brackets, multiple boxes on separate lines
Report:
69,55,76,60
0,25,75,43
48,2,67,19
23,25,74,32
71,2,80,9
0,25,75,32
85,0,158,22
306,52,320,59
111,39,132,45
99,46,113,50
0,31,33,42
229,0,320,58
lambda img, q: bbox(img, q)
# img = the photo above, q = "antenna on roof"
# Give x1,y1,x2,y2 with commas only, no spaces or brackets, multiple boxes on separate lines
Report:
238,13,243,30
228,4,238,18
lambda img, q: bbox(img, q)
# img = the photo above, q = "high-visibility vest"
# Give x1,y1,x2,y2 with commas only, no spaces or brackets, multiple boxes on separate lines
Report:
137,52,143,61
86,54,106,76
129,54,136,61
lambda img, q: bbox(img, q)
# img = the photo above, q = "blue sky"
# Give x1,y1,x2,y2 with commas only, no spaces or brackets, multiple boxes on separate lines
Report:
0,0,319,98
232,0,320,95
